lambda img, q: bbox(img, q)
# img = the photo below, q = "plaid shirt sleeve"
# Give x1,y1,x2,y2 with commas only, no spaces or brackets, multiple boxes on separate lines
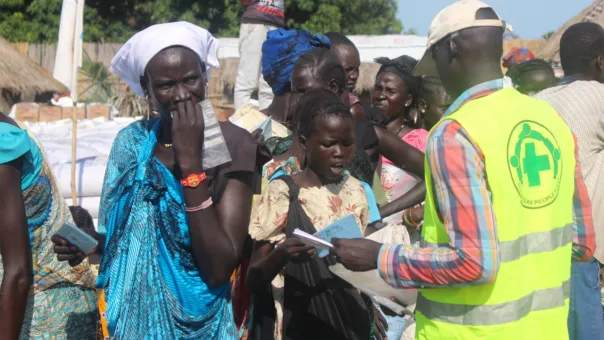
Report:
378,121,499,288
570,134,596,262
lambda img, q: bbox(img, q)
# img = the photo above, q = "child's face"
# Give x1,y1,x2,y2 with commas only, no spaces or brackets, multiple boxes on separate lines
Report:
515,70,556,96
304,115,355,183
291,67,350,110
419,87,451,131
333,45,360,93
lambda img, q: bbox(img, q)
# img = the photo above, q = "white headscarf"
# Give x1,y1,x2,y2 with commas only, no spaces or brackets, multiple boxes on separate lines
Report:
110,21,219,97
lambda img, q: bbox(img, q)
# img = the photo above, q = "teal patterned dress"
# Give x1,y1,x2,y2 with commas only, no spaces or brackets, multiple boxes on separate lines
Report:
0,122,98,339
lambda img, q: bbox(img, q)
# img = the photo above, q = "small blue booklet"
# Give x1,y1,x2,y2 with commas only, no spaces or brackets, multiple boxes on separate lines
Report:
314,214,363,258
253,117,274,140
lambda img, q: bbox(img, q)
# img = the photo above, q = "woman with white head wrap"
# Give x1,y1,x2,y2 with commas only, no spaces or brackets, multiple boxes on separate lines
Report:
52,22,269,339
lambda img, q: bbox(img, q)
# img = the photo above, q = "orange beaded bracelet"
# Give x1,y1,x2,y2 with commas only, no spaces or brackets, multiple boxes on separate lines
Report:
180,172,207,188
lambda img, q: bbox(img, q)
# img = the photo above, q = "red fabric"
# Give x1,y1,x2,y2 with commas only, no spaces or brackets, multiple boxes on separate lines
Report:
232,259,251,329
502,47,535,68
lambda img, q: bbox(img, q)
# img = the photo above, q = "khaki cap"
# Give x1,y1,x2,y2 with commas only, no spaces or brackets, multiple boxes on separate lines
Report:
414,0,512,76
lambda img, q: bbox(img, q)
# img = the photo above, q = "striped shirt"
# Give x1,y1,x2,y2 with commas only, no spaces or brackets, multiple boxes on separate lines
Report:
535,80,604,263
378,79,595,288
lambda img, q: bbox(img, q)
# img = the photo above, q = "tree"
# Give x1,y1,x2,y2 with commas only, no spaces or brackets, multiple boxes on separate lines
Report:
0,0,135,42
542,31,555,40
403,28,417,36
285,0,402,35
0,0,244,42
0,0,402,43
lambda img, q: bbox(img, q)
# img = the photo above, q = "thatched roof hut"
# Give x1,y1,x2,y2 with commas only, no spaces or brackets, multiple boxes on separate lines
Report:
538,0,604,61
0,35,67,113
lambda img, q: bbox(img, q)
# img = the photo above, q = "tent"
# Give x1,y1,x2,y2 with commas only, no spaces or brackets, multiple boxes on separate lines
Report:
0,35,68,113
538,0,604,61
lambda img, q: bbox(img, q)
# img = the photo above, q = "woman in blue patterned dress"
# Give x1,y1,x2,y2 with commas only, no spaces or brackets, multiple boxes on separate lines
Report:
52,22,268,339
0,113,98,339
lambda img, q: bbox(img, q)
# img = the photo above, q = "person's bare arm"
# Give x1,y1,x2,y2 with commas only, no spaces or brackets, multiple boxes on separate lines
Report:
184,174,255,287
374,126,426,218
246,239,314,293
374,126,425,177
379,182,426,219
0,160,33,339
170,100,256,287
246,241,283,294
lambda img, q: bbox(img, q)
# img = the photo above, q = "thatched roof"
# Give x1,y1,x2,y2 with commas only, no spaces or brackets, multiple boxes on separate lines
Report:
538,0,604,61
357,63,381,94
503,39,546,57
0,35,67,94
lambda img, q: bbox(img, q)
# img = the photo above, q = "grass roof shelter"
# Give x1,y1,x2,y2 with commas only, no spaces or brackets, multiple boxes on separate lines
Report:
0,35,68,113
538,0,604,62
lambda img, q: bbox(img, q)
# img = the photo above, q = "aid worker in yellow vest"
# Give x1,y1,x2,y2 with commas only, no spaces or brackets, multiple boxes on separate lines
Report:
330,1,596,339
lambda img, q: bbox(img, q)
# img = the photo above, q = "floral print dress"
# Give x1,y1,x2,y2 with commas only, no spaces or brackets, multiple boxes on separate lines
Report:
249,174,369,340
379,128,428,243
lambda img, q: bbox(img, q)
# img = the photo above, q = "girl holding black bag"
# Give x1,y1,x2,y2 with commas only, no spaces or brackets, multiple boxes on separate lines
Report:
246,90,376,340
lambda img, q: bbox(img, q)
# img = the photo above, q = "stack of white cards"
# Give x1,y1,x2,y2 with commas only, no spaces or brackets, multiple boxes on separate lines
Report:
293,229,333,250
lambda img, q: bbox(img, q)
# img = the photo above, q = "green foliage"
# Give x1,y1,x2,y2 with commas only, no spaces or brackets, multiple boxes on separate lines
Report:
403,28,418,35
0,0,26,8
542,31,555,40
79,49,113,103
286,0,402,35
0,0,402,43
0,0,134,42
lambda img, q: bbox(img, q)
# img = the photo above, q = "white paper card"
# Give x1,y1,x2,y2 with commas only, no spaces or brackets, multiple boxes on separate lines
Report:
293,229,333,250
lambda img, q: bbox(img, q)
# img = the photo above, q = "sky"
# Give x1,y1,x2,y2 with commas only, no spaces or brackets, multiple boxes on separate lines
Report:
397,0,594,39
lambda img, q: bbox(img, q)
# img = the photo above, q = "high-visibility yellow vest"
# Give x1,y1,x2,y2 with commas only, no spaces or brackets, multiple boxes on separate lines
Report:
417,88,575,340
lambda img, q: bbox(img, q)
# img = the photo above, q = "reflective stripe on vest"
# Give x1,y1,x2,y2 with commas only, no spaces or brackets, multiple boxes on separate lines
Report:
416,279,570,326
500,223,573,263
420,223,573,263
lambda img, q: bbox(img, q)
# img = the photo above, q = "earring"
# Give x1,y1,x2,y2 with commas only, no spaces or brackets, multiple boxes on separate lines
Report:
407,108,419,126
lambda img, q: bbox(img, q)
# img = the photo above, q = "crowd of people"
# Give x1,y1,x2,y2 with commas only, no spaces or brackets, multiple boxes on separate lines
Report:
0,0,603,339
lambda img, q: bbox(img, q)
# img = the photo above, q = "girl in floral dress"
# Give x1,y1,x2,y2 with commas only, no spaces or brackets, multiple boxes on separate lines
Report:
247,90,373,340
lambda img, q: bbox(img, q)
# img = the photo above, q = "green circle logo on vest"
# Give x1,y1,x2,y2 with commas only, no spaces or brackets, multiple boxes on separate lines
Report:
507,121,562,209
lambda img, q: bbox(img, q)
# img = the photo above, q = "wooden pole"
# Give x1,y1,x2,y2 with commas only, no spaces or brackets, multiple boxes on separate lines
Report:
71,101,77,205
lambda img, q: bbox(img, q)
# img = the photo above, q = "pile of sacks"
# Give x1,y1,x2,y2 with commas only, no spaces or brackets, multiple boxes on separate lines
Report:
25,117,138,230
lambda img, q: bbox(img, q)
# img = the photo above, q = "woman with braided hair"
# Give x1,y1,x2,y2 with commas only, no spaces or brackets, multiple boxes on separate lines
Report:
371,55,429,236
